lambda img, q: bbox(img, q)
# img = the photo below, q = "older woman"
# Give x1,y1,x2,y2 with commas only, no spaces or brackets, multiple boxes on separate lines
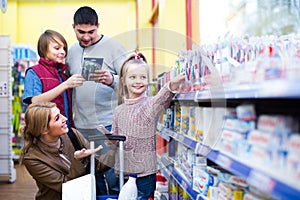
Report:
19,101,115,200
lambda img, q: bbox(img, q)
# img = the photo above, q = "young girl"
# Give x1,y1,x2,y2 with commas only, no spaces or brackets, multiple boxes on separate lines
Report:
19,101,115,200
110,52,185,198
23,30,85,127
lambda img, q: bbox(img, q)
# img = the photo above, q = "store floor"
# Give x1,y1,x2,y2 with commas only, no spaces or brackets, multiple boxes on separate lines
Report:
0,163,37,200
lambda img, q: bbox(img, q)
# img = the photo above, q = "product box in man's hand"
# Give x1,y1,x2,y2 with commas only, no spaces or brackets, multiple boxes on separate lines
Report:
81,57,104,81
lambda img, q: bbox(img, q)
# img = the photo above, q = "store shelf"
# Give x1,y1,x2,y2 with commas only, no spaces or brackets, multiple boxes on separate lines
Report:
0,35,16,183
157,155,205,200
158,126,300,200
157,124,171,142
175,78,300,101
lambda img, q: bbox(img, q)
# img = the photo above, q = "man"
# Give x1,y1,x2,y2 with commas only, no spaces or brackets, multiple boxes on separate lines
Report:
66,6,128,195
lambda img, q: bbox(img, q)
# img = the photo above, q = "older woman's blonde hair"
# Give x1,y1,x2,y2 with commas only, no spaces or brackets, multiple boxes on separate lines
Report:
19,101,56,164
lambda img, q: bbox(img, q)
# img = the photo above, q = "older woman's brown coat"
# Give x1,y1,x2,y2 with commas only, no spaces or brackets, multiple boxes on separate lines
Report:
23,128,115,200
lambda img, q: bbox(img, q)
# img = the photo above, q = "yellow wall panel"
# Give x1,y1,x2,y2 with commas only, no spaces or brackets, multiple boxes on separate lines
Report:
0,0,18,42
156,0,187,78
1,0,136,48
0,0,190,79
134,0,155,79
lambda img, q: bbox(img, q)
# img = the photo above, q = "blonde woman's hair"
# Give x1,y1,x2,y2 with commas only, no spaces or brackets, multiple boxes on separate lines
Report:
19,101,56,164
117,52,149,105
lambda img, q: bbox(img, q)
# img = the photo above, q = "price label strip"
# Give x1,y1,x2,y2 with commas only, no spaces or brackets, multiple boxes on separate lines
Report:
247,170,275,194
215,153,233,169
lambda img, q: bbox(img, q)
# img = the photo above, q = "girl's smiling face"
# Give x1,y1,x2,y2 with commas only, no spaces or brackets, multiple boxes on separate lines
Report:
124,63,149,99
45,39,66,63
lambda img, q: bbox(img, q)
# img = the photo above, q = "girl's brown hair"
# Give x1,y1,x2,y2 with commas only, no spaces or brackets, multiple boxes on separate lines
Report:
19,101,56,164
37,29,68,58
117,52,149,104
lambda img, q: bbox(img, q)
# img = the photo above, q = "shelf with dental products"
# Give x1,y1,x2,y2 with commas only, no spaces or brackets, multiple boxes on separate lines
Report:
155,46,300,199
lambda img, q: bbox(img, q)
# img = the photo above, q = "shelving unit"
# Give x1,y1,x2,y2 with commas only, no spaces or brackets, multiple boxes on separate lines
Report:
0,35,16,183
157,78,300,200
158,154,207,200
175,78,300,101
159,127,300,200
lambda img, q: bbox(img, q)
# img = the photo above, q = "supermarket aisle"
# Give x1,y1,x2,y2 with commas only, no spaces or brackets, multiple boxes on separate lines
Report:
0,163,37,200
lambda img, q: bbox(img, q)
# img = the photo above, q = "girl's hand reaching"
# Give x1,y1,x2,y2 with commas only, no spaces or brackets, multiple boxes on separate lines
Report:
64,74,85,89
169,73,185,93
74,145,103,160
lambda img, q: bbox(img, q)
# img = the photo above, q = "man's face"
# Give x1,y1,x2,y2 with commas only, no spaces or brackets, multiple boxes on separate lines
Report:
73,23,99,47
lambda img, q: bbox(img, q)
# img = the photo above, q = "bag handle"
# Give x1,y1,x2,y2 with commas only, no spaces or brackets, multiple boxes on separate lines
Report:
67,127,81,151
88,134,126,142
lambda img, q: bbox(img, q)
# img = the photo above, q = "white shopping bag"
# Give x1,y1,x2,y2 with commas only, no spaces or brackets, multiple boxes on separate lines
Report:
63,141,96,200
62,173,96,200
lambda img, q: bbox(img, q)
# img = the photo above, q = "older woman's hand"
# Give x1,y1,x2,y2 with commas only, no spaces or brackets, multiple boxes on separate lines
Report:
74,145,103,160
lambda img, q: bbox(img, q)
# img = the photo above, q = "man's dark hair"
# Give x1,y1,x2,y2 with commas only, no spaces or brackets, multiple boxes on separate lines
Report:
73,6,98,25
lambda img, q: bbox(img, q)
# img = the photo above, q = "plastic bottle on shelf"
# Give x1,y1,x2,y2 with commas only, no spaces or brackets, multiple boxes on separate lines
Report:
118,174,138,200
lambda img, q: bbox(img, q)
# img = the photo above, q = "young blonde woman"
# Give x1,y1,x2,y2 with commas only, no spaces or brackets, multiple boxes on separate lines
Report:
109,52,185,198
19,101,115,200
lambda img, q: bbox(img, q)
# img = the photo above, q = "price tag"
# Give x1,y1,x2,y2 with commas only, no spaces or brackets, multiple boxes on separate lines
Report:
247,170,275,193
183,137,194,149
215,154,232,169
166,129,173,137
195,144,210,156
180,180,189,190
177,134,184,143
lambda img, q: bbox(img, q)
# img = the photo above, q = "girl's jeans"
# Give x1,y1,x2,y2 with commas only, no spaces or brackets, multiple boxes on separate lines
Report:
136,173,156,199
